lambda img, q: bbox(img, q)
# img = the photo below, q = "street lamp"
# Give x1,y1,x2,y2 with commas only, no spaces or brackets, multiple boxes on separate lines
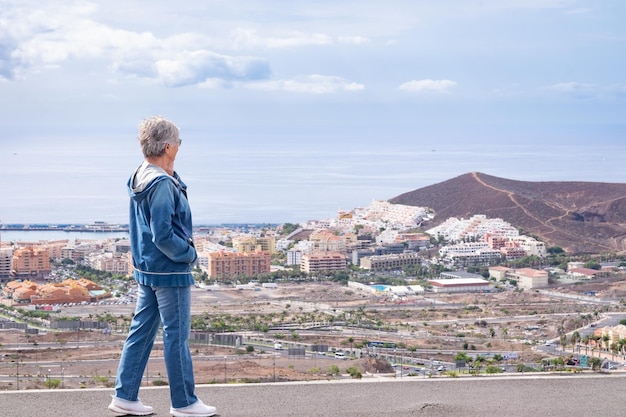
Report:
224,356,227,383
14,353,20,391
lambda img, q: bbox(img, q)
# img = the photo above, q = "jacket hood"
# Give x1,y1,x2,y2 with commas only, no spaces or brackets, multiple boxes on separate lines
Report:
128,160,180,201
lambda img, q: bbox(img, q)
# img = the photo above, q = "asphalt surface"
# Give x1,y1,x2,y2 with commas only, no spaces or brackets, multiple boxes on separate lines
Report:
1,373,625,417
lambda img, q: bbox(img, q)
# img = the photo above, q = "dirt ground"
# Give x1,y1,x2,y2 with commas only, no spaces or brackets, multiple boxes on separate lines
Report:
2,278,625,390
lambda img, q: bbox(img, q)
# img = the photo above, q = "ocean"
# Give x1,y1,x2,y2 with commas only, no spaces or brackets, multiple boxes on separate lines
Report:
0,230,129,243
2,136,626,226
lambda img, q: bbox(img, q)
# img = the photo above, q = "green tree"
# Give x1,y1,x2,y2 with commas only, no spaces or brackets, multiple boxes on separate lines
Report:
588,357,602,371
327,365,340,376
570,331,581,352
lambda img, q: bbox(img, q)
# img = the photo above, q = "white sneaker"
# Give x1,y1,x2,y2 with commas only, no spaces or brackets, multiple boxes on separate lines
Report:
108,396,154,416
170,399,217,417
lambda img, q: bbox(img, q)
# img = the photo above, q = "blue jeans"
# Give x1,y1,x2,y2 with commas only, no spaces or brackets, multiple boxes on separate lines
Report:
114,284,198,409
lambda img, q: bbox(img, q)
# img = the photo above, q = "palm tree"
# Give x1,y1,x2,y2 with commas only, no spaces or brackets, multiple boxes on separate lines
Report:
618,338,626,358
588,357,602,371
454,352,472,373
347,337,354,355
570,331,581,352
473,355,486,374
602,335,611,353
582,335,591,355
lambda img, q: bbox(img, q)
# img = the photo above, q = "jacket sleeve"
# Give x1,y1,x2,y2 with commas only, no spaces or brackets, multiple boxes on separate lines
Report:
148,180,197,264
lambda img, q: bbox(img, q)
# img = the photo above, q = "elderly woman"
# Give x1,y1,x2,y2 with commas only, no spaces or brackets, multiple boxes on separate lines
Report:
108,116,216,417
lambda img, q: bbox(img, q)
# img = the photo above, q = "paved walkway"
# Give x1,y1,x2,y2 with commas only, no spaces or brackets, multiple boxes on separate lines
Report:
1,373,624,417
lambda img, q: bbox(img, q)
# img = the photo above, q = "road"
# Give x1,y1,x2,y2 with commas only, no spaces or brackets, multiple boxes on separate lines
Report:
1,373,625,417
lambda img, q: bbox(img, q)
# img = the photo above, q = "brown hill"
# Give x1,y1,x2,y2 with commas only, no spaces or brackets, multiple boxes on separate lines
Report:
389,172,626,255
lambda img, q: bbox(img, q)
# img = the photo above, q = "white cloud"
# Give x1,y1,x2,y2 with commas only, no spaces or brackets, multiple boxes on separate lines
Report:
547,82,626,99
548,81,596,94
398,79,457,94
246,74,364,94
230,28,333,49
228,28,369,50
0,2,354,87
337,35,369,45
153,50,270,87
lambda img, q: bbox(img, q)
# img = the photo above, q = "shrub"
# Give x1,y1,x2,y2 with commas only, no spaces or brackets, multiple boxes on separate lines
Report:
151,380,169,386
45,378,61,389
485,365,503,374
346,366,362,379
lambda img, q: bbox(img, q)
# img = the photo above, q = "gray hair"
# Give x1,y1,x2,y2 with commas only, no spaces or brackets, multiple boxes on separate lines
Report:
138,116,180,158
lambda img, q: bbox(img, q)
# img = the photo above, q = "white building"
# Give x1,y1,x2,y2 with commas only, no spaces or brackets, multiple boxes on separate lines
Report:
428,278,491,293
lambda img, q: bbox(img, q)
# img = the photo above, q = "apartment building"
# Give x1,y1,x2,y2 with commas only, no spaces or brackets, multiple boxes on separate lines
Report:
500,244,527,259
514,237,547,257
394,232,431,250
86,252,129,274
309,230,347,253
0,248,12,281
301,252,347,273
597,324,626,348
438,241,507,266
486,233,546,258
232,235,276,254
286,250,303,266
60,241,101,264
11,246,51,279
206,251,271,280
507,268,549,289
38,240,70,260
359,252,421,271
488,266,512,281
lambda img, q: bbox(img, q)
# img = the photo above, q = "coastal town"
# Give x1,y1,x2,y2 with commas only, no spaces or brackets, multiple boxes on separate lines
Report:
2,200,626,390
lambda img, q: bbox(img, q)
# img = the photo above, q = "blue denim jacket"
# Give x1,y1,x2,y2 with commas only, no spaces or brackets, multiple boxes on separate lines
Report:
127,161,196,287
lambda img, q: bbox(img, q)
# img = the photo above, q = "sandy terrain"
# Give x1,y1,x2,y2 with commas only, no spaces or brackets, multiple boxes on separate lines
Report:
2,278,625,390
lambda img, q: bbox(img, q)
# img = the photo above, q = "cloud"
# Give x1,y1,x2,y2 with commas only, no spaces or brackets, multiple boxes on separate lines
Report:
230,28,333,49
228,28,369,49
246,74,365,94
398,79,457,94
152,50,270,87
547,82,626,99
547,82,597,97
0,2,353,88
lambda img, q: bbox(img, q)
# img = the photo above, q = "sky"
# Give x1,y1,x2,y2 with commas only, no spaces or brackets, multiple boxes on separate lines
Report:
1,1,625,225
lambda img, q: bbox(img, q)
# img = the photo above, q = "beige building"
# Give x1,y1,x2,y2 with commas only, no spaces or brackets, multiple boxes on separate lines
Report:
507,268,549,289
489,266,512,281
43,240,70,260
359,252,421,271
231,235,276,254
301,252,347,273
598,324,626,348
206,251,271,280
309,230,347,253
86,252,129,274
